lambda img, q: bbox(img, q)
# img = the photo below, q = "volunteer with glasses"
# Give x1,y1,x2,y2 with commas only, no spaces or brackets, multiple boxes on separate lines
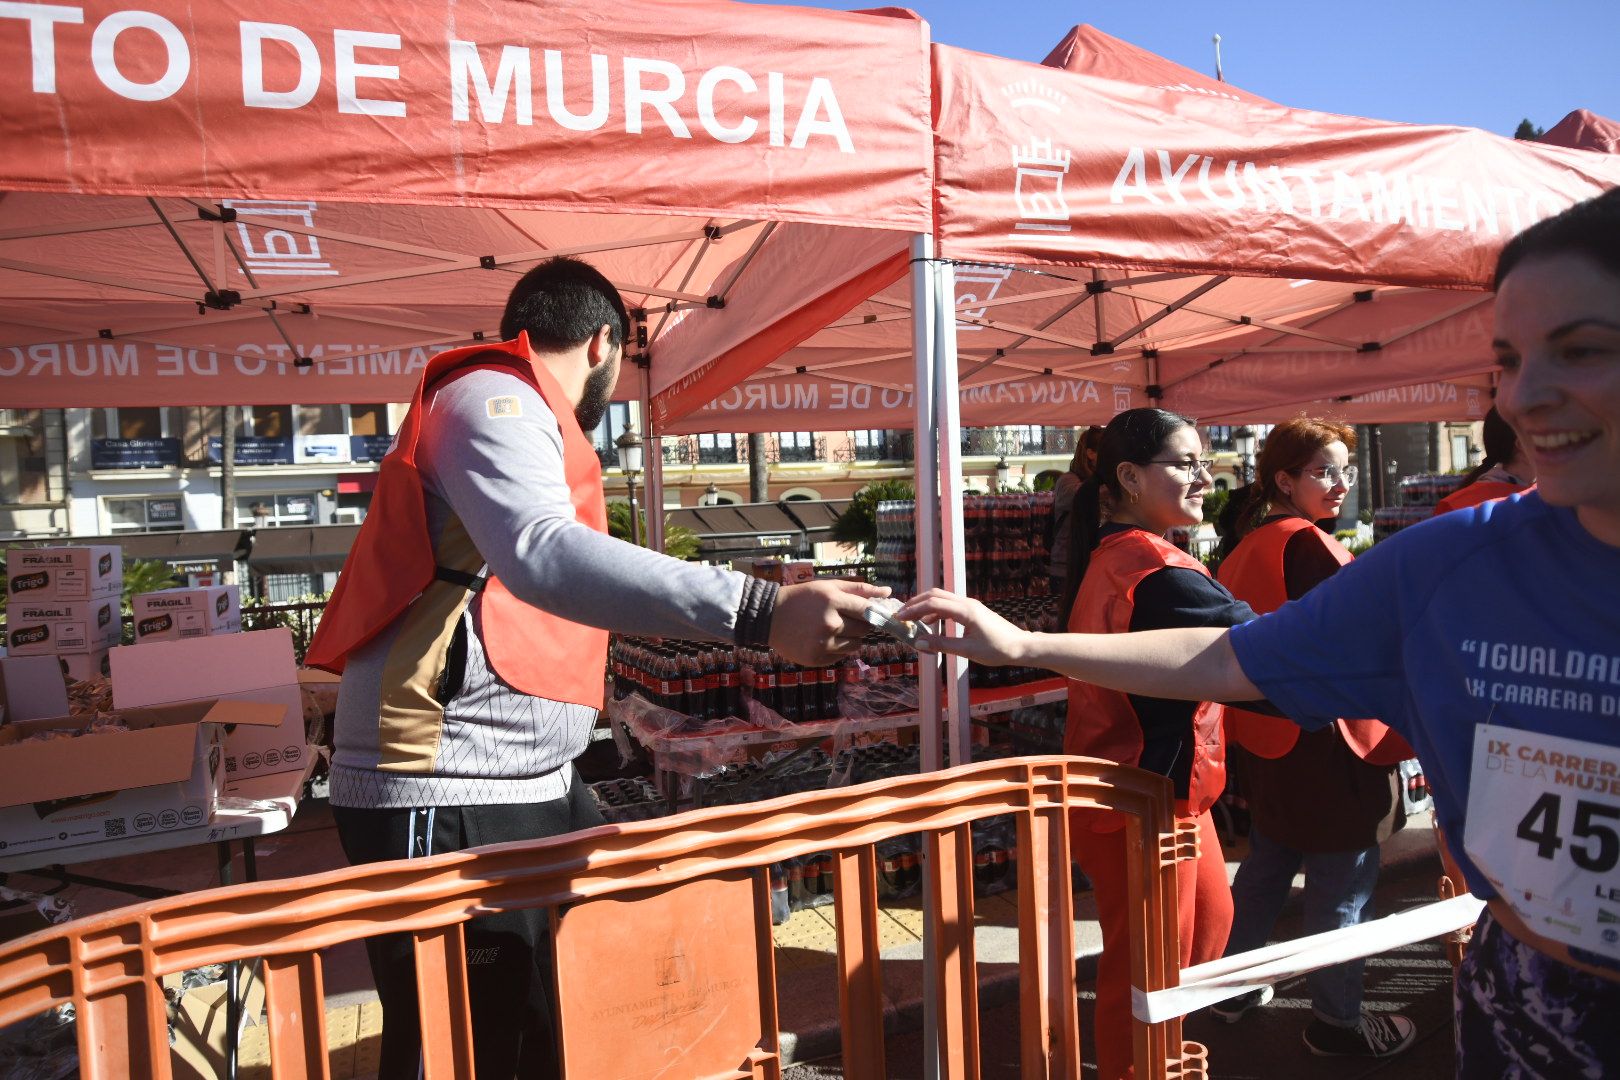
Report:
1054,408,1257,1080
1210,418,1419,1059
897,187,1620,1076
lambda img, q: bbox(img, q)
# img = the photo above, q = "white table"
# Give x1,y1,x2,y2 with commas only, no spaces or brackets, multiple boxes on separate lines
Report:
0,750,317,1080
0,751,316,880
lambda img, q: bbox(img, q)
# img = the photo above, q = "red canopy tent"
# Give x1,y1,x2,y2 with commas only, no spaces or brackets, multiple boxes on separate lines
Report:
650,28,1620,437
0,0,932,408
1542,108,1620,154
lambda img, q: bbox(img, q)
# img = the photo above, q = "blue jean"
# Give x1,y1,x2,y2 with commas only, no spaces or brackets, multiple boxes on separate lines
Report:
1224,825,1381,1026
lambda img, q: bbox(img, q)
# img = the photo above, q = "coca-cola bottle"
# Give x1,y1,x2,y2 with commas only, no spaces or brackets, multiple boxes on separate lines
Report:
778,657,803,723
717,648,742,719
817,662,840,720
757,649,781,717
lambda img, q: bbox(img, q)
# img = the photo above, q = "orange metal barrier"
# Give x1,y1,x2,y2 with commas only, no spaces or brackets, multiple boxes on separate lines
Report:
0,756,1206,1079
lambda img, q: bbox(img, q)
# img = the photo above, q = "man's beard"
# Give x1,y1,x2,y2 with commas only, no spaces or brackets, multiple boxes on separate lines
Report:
574,357,617,431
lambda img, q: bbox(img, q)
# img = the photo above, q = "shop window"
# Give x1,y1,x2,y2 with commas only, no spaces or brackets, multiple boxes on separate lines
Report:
298,404,346,436
587,403,632,469
698,433,738,464
237,492,319,528
92,407,172,439
777,431,817,463
349,403,389,436
249,405,293,438
105,495,185,532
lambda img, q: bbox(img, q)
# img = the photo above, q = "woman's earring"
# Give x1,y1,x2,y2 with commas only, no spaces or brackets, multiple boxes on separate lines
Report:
1129,489,1140,504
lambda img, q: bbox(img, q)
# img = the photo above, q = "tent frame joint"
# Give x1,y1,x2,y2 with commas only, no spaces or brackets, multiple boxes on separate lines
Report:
197,205,237,223
202,289,241,311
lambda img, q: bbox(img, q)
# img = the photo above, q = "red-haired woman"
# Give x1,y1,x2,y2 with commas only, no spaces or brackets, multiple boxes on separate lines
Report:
1211,419,1418,1059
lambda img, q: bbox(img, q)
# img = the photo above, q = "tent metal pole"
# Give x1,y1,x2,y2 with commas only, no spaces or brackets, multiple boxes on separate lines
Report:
642,363,665,553
909,233,943,1080
909,235,943,775
931,262,971,768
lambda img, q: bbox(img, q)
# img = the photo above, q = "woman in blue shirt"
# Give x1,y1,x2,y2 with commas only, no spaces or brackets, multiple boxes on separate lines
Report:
898,186,1620,1076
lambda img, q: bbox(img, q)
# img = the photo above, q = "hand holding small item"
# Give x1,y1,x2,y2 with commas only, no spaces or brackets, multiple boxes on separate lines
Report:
894,589,1031,668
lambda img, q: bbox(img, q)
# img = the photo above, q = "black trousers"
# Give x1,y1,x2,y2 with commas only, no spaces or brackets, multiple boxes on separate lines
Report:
332,769,605,1080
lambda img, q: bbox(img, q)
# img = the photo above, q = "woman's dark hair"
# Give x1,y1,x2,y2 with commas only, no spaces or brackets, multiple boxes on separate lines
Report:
500,255,631,350
1235,416,1356,538
1494,186,1620,289
1059,408,1197,627
1067,426,1105,480
1461,407,1519,486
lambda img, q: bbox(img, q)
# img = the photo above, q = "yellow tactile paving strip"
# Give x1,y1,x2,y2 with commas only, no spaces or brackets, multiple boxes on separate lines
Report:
233,891,1026,1078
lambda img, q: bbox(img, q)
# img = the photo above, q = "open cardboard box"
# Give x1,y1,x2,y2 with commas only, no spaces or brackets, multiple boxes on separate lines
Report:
0,698,283,857
113,628,308,780
0,655,70,724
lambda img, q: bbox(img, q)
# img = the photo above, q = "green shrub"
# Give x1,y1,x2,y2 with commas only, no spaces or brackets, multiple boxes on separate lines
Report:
607,502,701,559
832,479,915,554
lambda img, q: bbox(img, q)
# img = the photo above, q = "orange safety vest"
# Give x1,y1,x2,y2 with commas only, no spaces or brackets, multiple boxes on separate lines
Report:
1065,529,1227,827
1216,517,1411,765
1432,479,1529,517
305,334,610,711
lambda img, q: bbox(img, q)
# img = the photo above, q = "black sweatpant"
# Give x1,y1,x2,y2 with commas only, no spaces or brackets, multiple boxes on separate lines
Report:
332,768,605,1080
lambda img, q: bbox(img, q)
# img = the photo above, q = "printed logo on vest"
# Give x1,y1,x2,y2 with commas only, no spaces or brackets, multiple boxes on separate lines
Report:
485,395,523,418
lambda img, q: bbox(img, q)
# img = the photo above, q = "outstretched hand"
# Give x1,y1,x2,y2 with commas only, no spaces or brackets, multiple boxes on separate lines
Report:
893,589,1033,667
769,578,892,667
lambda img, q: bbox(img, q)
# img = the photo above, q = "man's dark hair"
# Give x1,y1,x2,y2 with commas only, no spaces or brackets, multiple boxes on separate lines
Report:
500,256,631,351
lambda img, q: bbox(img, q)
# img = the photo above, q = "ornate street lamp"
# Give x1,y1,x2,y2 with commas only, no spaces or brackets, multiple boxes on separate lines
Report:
1232,426,1257,484
615,426,643,547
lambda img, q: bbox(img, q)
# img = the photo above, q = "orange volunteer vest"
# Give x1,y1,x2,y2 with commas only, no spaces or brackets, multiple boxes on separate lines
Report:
1432,479,1529,517
1065,529,1227,826
305,334,610,710
1216,517,1411,764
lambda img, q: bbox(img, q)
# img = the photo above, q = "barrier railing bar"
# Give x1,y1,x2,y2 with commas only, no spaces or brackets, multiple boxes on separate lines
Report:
925,823,980,1080
832,846,886,1080
0,758,1193,1080
262,951,330,1080
749,872,784,1079
412,923,476,1078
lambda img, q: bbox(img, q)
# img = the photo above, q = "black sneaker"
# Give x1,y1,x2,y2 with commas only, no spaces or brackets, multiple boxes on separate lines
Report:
1302,1014,1417,1058
1208,985,1273,1023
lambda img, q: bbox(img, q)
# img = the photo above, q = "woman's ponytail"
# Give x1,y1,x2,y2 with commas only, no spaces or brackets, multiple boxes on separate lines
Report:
1059,476,1104,628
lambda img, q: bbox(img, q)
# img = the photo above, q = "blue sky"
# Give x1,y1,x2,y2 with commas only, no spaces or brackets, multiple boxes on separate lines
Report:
771,1,1619,137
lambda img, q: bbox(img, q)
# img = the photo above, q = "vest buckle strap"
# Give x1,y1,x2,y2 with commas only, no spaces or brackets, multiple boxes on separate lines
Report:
434,566,487,593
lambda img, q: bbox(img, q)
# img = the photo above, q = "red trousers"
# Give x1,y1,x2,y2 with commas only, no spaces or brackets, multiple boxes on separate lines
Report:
1070,810,1232,1080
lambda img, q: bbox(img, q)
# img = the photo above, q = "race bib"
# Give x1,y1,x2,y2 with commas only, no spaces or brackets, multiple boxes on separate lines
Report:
1465,724,1620,961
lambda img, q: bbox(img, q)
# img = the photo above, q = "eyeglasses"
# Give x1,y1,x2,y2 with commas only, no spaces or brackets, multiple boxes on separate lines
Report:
1147,458,1215,482
1297,464,1359,486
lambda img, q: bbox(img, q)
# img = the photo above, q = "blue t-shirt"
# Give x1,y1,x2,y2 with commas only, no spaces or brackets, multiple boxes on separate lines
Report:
1229,491,1620,898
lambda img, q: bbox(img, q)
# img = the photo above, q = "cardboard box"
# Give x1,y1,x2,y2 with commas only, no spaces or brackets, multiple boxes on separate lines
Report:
58,648,112,683
6,545,122,601
0,656,70,724
0,698,283,857
112,628,308,780
6,596,122,655
132,585,241,641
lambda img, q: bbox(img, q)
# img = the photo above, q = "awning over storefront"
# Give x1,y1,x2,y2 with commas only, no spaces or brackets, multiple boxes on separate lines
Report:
664,499,850,559
6,529,249,574
245,524,362,576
